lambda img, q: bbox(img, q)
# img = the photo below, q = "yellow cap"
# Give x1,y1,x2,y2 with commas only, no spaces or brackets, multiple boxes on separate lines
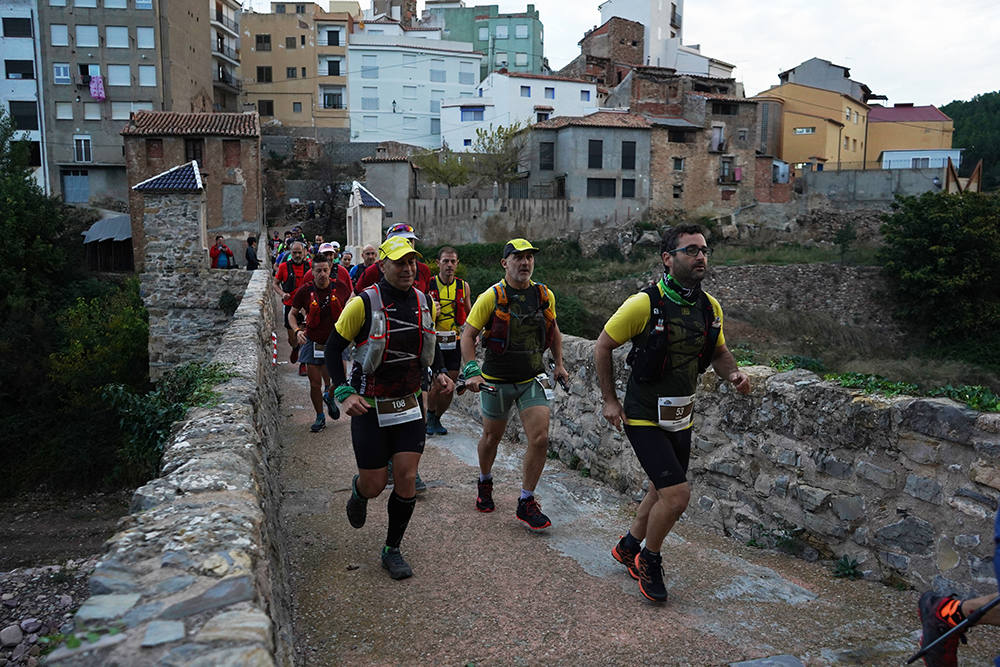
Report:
379,235,422,261
503,238,540,257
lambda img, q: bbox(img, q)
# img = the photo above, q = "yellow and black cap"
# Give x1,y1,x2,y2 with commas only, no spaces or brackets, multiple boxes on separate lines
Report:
502,238,540,258
379,235,423,261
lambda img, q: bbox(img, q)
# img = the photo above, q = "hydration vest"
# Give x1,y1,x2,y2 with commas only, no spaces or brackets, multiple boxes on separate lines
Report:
305,284,339,328
353,284,437,376
625,284,721,383
429,276,468,328
280,258,311,294
482,281,555,354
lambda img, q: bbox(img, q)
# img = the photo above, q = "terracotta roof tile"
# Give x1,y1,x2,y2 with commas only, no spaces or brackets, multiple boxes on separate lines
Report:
533,111,651,130
121,111,260,137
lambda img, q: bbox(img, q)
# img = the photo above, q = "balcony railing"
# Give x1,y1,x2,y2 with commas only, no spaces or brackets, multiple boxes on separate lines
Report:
317,39,342,47
213,73,242,92
717,173,737,184
213,12,238,33
670,9,682,28
213,43,240,61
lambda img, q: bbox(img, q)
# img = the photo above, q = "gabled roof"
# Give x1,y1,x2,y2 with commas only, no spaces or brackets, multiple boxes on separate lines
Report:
645,116,702,129
868,104,951,123
121,111,260,137
353,181,385,208
132,161,203,193
533,111,651,130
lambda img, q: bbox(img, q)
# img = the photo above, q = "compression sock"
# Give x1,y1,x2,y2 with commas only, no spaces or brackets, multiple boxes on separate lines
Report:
386,491,416,549
622,532,641,551
479,473,493,483
641,546,661,560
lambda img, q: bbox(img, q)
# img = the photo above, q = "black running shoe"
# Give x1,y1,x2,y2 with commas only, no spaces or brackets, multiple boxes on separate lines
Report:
612,535,641,580
346,474,367,529
475,478,495,512
918,592,964,667
516,496,551,530
634,549,667,602
381,546,413,580
323,390,340,420
310,414,326,433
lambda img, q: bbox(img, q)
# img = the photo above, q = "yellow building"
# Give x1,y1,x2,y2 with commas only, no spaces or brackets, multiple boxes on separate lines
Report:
866,104,954,164
753,82,870,173
241,1,360,136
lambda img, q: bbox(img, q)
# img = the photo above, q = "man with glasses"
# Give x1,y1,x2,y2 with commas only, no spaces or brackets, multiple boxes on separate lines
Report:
353,224,432,294
594,223,750,603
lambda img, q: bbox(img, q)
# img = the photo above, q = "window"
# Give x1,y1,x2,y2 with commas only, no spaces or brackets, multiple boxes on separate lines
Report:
536,112,548,122
84,103,101,120
74,135,92,162
711,101,737,115
621,141,636,170
223,140,240,167
495,52,508,67
672,157,684,171
622,178,636,198
301,67,306,78
135,0,151,9
515,24,528,39
363,115,377,131
673,184,683,199
911,157,930,168
403,85,416,99
587,178,615,198
430,118,440,135
139,65,156,86
293,101,302,113
478,27,488,41
580,89,591,102
76,25,99,47
285,36,296,49
105,0,126,7
495,25,508,39
78,63,100,81
324,30,340,46
9,101,38,130
255,34,271,51
275,3,285,12
843,136,849,149
737,128,748,142
50,0,67,6
362,55,378,79
520,85,530,97
588,139,602,169
322,91,342,109
720,156,734,181
430,59,445,82
430,90,443,113
459,61,475,85
51,24,68,46
76,0,96,6
460,106,484,121
5,60,34,80
463,138,471,146
845,107,851,121
106,26,128,48
361,87,377,110
146,138,162,158
792,127,815,135
853,110,859,124
56,102,73,119
295,4,305,12
403,116,416,132
3,18,32,37
286,66,297,79
515,52,528,67
539,142,553,170
544,87,554,99
852,138,857,151
110,101,131,119
107,64,130,86
54,63,70,84
301,35,305,46
324,59,340,76
256,66,272,83
184,138,203,162
257,99,273,115
136,27,154,49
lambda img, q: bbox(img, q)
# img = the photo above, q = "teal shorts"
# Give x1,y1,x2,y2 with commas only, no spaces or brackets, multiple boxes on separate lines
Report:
480,379,550,420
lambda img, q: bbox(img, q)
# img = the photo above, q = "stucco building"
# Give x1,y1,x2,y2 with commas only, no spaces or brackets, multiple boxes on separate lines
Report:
122,110,263,271
2,2,48,192
211,0,243,112
866,103,954,167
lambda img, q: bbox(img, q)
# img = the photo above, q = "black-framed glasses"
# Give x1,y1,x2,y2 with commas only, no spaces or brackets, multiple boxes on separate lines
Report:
669,245,712,257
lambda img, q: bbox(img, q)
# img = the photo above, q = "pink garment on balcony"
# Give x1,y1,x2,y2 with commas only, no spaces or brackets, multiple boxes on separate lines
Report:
89,74,106,101
734,166,742,182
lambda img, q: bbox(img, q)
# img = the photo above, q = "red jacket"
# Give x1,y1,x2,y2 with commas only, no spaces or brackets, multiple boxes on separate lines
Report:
209,243,234,268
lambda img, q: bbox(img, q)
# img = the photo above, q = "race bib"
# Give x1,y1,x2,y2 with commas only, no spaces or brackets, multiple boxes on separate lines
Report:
657,395,694,432
312,343,325,360
376,393,422,427
535,373,555,401
436,330,457,350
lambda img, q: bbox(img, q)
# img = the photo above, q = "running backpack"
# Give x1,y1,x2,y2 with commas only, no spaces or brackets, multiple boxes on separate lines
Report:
481,281,555,354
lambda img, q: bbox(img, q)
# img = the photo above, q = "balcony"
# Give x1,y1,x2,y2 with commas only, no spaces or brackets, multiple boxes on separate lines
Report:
213,72,241,93
717,172,738,184
212,43,240,65
212,12,239,36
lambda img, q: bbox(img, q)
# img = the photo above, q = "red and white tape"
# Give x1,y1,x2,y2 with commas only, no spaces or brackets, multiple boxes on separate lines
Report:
271,332,278,366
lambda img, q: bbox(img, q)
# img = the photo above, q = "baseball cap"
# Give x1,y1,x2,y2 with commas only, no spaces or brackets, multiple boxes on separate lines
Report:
332,241,341,248
385,223,418,240
379,235,423,261
502,238,540,258
318,242,336,254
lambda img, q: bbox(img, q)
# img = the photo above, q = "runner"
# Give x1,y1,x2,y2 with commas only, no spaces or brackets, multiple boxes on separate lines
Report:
273,241,312,376
324,236,454,579
459,238,569,530
424,246,472,436
353,224,432,294
594,223,750,603
350,244,377,283
288,252,345,432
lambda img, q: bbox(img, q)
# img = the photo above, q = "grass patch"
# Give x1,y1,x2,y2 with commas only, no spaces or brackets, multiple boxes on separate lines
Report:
712,243,880,266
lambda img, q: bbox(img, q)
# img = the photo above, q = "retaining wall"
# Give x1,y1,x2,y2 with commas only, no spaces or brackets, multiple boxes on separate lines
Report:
49,271,292,665
453,335,1000,597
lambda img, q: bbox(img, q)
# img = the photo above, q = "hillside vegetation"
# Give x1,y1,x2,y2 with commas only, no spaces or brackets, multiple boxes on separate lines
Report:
942,90,1000,190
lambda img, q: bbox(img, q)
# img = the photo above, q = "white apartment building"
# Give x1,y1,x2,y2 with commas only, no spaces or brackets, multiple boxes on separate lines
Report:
347,32,481,148
2,2,48,192
440,71,597,151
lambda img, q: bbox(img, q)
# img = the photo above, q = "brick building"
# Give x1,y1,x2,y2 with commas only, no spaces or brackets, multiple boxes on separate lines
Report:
557,17,643,89
122,110,263,271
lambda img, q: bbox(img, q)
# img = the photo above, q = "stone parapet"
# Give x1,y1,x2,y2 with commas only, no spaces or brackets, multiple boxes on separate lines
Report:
49,271,292,665
452,335,999,597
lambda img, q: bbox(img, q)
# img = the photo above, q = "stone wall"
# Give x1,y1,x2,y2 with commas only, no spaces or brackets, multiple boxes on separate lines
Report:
48,271,293,665
452,336,1000,596
407,198,572,245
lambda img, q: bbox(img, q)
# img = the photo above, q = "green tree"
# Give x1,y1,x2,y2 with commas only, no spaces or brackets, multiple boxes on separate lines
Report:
941,91,1000,190
833,219,856,265
877,192,1000,355
411,146,469,195
469,121,528,187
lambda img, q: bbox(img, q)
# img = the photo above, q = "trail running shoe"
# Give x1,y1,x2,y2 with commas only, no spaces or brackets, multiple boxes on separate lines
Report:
476,478,495,512
310,414,326,432
516,496,551,530
634,550,667,602
346,474,367,529
415,472,427,494
323,390,340,420
612,535,641,580
381,546,413,580
918,592,965,667
425,413,447,435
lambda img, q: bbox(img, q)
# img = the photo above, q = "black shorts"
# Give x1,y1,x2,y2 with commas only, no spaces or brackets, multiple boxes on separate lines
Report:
351,403,426,469
282,305,304,330
441,347,460,372
624,425,692,489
